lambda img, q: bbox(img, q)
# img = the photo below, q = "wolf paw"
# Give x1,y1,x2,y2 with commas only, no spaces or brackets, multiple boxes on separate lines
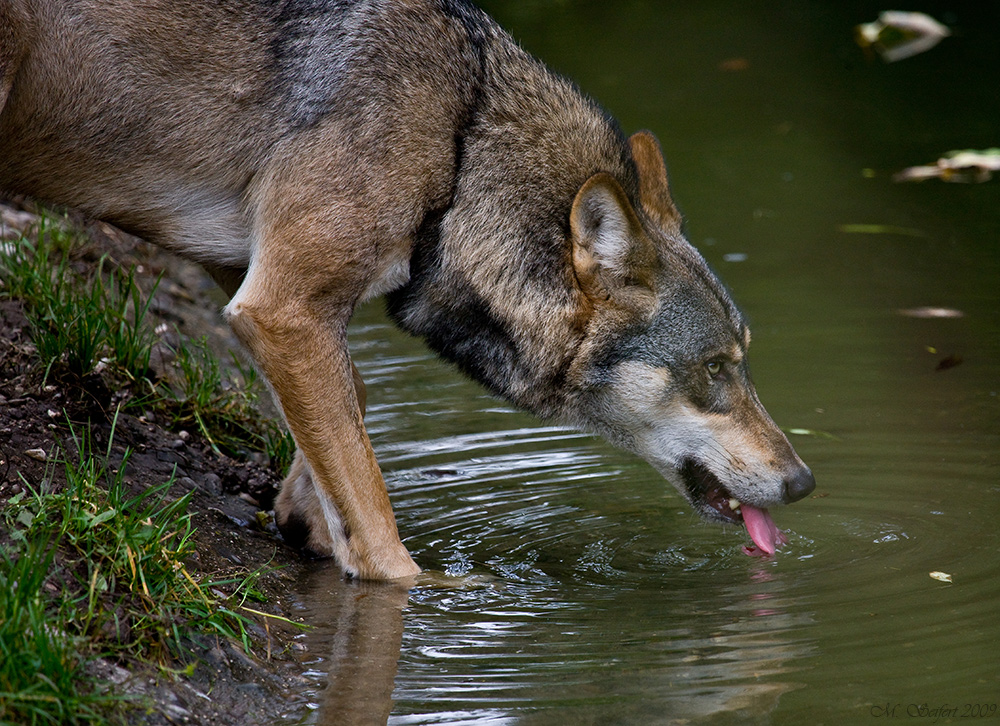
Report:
274,450,419,580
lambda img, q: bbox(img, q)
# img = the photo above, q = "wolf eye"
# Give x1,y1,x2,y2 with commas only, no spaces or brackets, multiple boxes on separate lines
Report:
706,360,723,378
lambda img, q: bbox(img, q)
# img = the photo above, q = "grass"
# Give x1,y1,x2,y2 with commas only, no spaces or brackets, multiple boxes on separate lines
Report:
0,540,123,726
0,211,295,473
0,210,302,722
7,419,270,657
0,419,283,724
158,337,296,472
0,217,158,384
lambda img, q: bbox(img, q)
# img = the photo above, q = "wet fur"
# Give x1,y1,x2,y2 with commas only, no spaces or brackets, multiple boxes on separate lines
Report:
1,0,813,580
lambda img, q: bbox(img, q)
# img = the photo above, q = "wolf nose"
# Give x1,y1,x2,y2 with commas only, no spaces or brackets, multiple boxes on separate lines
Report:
783,466,816,503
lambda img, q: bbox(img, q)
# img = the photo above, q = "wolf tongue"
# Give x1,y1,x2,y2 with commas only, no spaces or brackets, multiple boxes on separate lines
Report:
740,504,782,556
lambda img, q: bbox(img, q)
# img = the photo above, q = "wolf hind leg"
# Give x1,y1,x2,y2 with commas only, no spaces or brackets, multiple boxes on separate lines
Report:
275,449,353,563
274,361,367,561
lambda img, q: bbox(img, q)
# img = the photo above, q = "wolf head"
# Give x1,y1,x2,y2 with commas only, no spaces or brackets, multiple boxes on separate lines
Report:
561,132,815,552
388,127,814,554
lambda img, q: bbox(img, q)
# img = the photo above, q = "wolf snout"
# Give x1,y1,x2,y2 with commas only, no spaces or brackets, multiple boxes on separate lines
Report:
782,465,816,503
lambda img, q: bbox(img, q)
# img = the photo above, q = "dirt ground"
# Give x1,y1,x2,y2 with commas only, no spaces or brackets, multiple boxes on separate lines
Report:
0,199,322,725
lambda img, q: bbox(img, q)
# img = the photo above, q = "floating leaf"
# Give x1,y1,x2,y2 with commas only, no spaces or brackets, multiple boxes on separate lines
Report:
856,11,950,62
898,307,964,319
838,224,926,237
929,571,952,583
895,149,1000,183
785,428,839,440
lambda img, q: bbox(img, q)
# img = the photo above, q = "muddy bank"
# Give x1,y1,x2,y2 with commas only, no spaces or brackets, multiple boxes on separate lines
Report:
0,198,324,725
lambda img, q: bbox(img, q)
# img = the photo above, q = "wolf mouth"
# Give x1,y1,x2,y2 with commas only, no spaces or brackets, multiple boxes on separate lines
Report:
678,459,787,556
680,459,742,522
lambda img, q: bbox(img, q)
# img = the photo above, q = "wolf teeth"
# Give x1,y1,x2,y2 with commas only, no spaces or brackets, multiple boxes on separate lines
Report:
728,498,741,512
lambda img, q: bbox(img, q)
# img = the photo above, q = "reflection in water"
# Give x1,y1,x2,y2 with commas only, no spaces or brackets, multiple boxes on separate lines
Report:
287,418,819,725
293,566,410,726
290,557,815,725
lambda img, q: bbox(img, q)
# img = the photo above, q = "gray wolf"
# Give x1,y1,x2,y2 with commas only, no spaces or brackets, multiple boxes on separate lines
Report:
0,0,815,579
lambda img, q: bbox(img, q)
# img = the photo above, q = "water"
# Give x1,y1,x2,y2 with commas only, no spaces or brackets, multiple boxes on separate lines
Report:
283,2,1000,723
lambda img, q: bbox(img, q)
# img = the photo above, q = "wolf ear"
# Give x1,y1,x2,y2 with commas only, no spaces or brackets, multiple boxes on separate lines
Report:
629,131,682,234
570,173,656,301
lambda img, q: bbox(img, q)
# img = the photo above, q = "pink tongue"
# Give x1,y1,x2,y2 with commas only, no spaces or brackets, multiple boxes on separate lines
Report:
740,504,786,557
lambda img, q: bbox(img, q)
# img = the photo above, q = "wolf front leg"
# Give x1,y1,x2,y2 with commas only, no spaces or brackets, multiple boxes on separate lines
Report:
224,259,419,581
